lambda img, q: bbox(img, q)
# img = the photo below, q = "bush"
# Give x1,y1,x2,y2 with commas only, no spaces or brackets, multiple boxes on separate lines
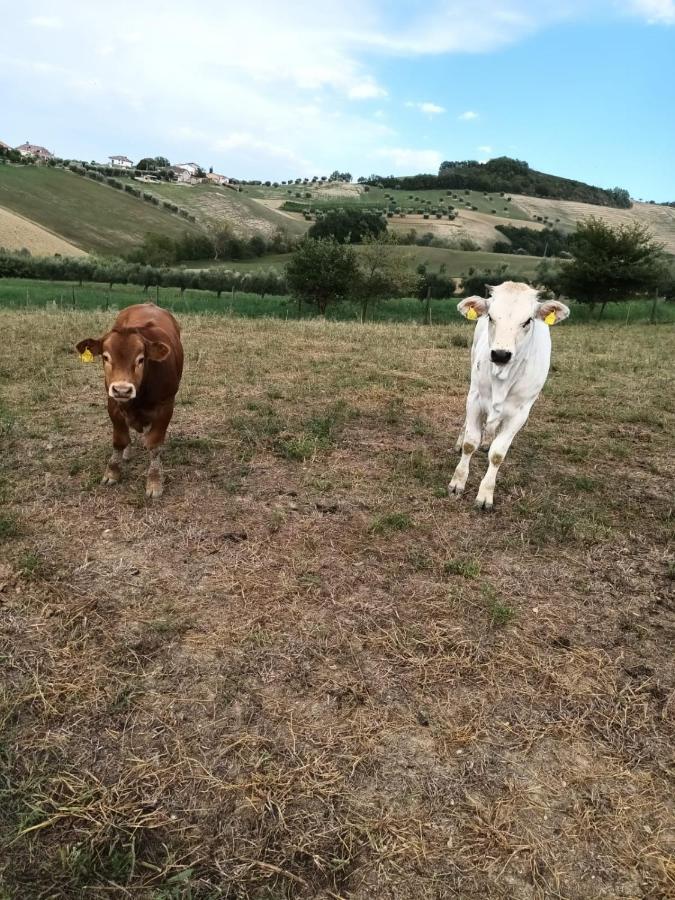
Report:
308,209,386,244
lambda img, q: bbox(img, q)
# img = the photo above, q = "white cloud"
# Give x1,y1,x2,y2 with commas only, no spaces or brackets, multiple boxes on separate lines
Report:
28,15,62,28
627,0,675,23
373,147,442,173
478,145,493,154
348,79,387,99
406,100,445,114
6,0,668,181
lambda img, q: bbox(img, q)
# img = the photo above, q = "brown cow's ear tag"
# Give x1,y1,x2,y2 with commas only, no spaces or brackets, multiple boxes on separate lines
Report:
466,308,478,321
80,348,94,363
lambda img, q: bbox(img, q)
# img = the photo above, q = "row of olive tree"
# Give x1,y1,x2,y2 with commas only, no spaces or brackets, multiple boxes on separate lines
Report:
0,251,287,298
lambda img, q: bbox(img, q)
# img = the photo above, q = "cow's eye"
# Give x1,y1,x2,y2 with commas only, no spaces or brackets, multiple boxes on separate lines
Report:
488,315,493,323
137,356,145,366
523,318,532,328
102,352,111,363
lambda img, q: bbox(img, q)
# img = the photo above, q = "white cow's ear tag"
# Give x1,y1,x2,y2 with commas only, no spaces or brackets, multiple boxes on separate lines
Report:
466,308,478,321
80,348,94,363
544,311,556,326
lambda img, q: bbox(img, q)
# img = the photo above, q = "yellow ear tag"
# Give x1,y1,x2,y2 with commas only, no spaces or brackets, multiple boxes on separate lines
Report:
80,348,94,363
544,311,556,326
466,307,478,321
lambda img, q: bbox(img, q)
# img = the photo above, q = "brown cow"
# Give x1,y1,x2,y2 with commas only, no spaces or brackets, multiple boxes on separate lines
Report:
76,304,183,498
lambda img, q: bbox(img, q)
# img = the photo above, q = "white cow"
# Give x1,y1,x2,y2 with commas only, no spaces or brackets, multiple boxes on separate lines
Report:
450,281,569,510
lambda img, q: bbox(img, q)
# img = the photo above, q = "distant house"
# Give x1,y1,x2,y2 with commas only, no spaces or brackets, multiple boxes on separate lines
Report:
174,162,202,177
109,154,134,169
0,140,10,151
16,142,54,160
206,172,230,185
169,166,193,184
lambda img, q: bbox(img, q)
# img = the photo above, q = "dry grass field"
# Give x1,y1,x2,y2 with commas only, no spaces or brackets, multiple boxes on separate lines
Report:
1,310,673,899
511,196,675,254
0,208,88,258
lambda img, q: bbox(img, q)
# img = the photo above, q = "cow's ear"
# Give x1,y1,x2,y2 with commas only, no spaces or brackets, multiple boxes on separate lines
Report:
76,338,103,356
146,341,170,362
457,296,488,320
537,299,570,325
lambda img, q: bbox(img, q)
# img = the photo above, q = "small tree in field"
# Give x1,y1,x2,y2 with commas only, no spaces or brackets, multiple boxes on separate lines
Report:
560,217,667,316
286,238,358,315
356,235,420,323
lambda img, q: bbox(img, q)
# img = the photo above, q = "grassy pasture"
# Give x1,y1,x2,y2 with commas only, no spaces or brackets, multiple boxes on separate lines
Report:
1,277,673,325
187,246,546,278
0,309,673,899
0,167,205,256
274,186,531,221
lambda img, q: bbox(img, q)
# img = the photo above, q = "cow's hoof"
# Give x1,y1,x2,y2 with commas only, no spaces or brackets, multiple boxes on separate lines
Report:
145,481,163,499
474,497,494,512
448,482,464,498
122,446,133,461
101,473,119,486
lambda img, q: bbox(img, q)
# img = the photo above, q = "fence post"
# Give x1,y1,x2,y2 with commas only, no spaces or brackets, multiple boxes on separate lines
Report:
650,290,658,325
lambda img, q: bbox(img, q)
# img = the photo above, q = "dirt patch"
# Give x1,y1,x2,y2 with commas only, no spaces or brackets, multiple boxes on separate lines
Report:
0,312,673,899
0,206,88,256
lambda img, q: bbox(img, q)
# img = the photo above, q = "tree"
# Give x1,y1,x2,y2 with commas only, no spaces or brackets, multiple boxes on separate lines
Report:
211,224,235,260
136,157,158,171
308,209,386,244
559,217,667,314
356,236,420,322
286,238,358,314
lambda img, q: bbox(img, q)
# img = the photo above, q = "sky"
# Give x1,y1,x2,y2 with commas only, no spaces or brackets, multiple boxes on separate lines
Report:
1,0,674,200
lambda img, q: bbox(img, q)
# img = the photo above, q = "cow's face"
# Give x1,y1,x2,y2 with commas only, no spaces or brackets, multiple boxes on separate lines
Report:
76,328,170,401
458,282,569,365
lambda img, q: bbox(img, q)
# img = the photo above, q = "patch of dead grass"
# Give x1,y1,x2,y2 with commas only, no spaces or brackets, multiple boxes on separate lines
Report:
0,310,673,898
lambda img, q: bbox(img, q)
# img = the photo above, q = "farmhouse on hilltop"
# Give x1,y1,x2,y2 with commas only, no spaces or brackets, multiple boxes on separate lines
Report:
174,162,202,177
16,142,54,160
206,172,230,185
109,154,134,168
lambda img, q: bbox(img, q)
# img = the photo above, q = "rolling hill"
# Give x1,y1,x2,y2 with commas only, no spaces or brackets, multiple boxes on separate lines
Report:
0,166,205,256
1,163,674,262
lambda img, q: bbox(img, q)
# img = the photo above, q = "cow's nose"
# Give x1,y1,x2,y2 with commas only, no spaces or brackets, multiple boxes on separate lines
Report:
110,383,134,399
491,349,512,365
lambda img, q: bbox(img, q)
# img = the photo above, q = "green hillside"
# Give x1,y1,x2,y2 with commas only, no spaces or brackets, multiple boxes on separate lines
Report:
145,182,309,238
0,166,205,256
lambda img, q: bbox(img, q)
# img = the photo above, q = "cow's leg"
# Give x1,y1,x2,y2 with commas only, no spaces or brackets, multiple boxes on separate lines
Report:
455,420,466,453
449,396,482,497
474,404,532,511
102,408,130,486
143,405,173,499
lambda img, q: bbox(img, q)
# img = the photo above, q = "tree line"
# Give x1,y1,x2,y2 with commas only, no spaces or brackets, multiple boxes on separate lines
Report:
492,224,572,257
126,227,298,266
369,157,632,208
0,251,287,298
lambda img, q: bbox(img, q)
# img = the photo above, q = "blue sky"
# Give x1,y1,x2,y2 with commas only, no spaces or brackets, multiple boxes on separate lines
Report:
2,0,674,199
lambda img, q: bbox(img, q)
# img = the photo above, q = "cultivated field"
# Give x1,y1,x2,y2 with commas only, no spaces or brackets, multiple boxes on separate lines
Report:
1,310,673,899
512,195,675,253
144,183,309,239
0,207,87,258
0,168,205,256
